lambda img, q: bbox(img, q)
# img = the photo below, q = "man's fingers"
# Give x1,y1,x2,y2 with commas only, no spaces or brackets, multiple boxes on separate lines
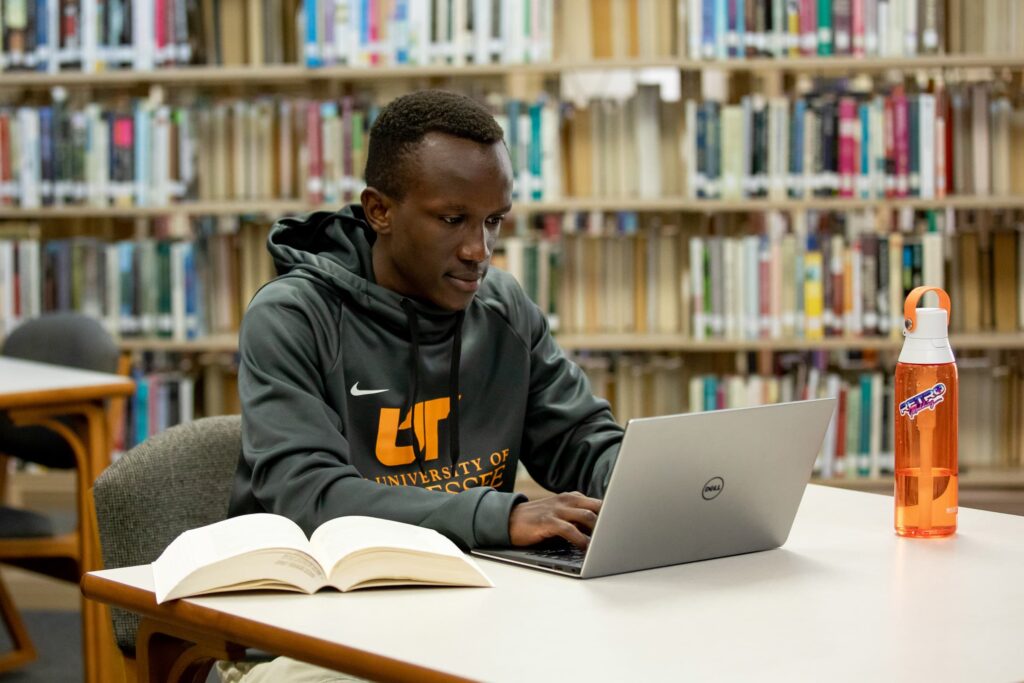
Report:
557,506,599,532
552,519,591,549
557,492,602,513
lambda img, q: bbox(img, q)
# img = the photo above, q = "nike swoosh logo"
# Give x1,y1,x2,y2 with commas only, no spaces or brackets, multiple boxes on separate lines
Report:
351,382,389,397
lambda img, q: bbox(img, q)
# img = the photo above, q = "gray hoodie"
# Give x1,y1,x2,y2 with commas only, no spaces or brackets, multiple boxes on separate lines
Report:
229,205,622,549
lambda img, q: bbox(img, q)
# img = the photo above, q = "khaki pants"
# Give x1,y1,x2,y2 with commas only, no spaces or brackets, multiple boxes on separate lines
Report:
217,657,369,683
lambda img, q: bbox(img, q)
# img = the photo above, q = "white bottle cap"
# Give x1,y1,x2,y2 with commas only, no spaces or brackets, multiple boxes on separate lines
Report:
899,307,955,364
905,308,948,340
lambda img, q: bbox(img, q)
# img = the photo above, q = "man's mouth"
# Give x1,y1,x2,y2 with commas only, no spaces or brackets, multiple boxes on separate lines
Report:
446,272,483,293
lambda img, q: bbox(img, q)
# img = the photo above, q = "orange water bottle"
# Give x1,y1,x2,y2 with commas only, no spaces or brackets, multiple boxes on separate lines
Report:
894,286,958,538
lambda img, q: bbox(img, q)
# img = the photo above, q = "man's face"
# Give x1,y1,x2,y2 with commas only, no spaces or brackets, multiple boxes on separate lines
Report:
369,132,513,312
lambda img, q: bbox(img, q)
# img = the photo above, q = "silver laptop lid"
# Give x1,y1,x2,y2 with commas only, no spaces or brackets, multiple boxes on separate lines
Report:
580,398,837,578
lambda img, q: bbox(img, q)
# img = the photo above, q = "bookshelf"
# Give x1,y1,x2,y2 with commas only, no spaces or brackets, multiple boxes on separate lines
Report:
3,195,1024,220
3,56,1024,91
555,332,1024,353
118,332,1024,355
1,0,1023,488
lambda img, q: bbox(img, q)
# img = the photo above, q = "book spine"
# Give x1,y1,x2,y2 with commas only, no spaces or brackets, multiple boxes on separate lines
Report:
876,0,888,56
857,101,870,197
817,0,832,55
800,0,817,54
833,0,850,54
305,0,323,66
785,0,799,54
804,237,824,340
851,0,864,55
908,95,920,197
838,97,856,197
702,0,717,58
903,0,917,55
893,87,909,197
919,92,935,199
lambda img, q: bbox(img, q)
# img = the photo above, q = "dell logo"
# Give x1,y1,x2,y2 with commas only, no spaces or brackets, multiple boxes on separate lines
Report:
702,477,725,500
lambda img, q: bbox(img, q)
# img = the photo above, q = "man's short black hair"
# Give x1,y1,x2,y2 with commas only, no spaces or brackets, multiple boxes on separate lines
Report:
365,90,505,200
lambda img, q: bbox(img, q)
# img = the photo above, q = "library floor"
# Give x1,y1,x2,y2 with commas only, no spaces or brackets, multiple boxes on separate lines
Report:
0,607,80,682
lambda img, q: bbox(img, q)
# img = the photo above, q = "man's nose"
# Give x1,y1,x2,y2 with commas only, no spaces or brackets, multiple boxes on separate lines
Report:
459,224,491,262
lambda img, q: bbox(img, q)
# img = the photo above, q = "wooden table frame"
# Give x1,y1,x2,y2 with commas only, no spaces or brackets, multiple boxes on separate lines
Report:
81,573,469,683
0,358,134,683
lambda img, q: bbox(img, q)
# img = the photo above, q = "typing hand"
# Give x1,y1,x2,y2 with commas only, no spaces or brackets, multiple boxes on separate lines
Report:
508,492,602,549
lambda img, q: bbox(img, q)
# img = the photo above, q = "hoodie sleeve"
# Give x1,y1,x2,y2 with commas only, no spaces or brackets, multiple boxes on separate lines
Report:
516,295,623,498
237,284,524,549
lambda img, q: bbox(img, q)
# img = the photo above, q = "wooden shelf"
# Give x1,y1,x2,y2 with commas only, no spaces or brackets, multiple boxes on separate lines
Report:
687,54,1024,73
814,468,1024,491
118,334,239,353
0,200,305,219
3,55,1024,89
5,195,1024,221
528,195,1024,213
116,332,1024,354
555,332,1024,352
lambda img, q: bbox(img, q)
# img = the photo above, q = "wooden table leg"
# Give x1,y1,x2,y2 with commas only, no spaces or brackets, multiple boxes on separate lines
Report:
9,402,122,683
79,403,119,683
136,618,246,683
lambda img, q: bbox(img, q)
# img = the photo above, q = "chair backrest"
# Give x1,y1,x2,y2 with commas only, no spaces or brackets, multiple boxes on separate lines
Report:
2,313,119,372
93,415,242,655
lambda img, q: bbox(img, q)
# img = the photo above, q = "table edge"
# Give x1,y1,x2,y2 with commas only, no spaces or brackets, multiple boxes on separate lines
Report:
81,573,476,683
0,382,136,408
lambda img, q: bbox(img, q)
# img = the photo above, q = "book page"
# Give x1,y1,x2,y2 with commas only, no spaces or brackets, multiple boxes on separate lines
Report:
153,513,323,602
309,516,492,592
309,516,466,572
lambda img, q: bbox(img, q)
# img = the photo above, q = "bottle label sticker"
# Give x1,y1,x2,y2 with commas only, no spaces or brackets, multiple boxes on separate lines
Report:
899,382,946,421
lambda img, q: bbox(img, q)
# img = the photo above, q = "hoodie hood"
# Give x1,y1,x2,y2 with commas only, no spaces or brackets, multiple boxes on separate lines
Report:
268,205,462,343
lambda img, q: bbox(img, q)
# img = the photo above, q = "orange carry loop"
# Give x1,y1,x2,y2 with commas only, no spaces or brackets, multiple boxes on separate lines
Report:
903,286,952,334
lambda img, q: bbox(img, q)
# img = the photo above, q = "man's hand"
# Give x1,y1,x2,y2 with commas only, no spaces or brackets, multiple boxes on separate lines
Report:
508,492,602,549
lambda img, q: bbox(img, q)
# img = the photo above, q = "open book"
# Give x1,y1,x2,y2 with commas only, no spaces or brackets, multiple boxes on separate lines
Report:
151,514,492,603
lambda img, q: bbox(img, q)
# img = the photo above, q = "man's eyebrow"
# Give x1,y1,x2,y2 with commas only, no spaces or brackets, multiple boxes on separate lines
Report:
435,203,512,214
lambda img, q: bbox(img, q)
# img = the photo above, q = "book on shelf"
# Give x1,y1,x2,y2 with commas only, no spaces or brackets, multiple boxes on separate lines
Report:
0,218,273,342
678,0,1024,61
4,208,1022,348
0,0,563,73
125,362,196,449
551,209,1024,340
0,92,565,209
2,78,1022,211
152,513,492,603
2,1,1023,75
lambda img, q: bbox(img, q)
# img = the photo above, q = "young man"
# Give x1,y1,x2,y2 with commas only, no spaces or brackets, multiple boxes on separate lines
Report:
226,88,623,682
230,89,623,559
230,90,622,561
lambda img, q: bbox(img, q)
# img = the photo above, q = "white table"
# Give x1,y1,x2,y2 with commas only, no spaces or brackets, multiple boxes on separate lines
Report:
83,485,1024,682
1,357,134,682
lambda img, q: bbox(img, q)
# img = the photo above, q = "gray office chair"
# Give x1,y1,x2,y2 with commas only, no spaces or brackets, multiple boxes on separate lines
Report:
0,312,121,470
0,313,123,673
92,415,241,661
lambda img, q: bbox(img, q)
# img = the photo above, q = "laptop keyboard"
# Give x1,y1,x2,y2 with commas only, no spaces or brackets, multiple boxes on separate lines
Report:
522,543,586,564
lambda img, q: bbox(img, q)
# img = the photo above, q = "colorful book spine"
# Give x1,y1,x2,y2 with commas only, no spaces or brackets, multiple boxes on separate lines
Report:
816,0,833,55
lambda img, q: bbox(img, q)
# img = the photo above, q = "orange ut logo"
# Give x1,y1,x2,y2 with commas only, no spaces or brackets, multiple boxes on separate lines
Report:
375,398,452,466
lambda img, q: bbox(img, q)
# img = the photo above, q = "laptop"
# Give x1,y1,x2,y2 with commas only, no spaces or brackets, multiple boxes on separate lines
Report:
472,397,837,579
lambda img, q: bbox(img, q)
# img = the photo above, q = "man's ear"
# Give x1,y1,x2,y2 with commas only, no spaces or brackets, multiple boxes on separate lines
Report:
361,187,394,236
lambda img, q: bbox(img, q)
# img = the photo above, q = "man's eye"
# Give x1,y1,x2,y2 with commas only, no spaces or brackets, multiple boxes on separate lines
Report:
486,216,505,227
441,216,463,225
